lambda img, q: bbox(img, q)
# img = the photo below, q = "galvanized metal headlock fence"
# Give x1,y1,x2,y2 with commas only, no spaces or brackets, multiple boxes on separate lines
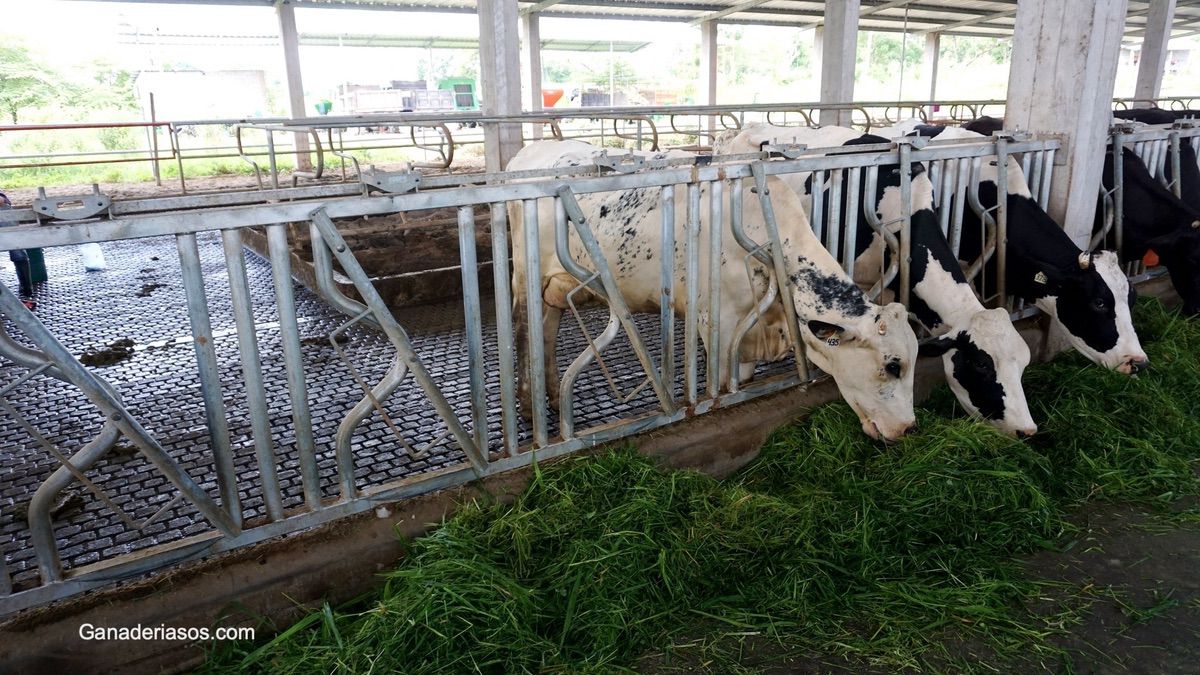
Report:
1094,120,1200,280
0,132,1057,616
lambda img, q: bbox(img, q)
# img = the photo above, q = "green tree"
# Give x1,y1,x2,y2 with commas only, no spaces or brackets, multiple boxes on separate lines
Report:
0,44,59,124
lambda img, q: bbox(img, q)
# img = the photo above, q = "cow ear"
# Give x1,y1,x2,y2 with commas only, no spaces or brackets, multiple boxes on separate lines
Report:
807,320,845,341
918,335,957,357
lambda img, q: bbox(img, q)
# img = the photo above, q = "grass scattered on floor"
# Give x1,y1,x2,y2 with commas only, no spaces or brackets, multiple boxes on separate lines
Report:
201,298,1200,674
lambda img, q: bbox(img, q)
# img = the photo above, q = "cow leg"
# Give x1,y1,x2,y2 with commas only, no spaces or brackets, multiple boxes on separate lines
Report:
540,275,574,411
542,303,563,410
513,295,534,421
738,361,757,385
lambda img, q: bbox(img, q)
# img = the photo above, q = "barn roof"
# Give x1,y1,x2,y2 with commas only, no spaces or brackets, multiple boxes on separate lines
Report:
80,0,1200,40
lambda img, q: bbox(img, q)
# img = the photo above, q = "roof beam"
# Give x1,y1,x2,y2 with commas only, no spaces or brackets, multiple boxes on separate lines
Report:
862,0,917,17
926,7,1018,34
519,0,565,17
689,0,772,25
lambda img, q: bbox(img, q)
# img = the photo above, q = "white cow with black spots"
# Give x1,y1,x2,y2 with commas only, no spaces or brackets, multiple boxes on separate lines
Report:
714,124,1039,437
506,139,920,441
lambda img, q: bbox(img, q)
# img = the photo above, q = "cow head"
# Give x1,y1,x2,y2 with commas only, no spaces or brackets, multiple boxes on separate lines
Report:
1146,225,1200,316
1034,250,1148,374
919,308,1037,438
802,302,918,442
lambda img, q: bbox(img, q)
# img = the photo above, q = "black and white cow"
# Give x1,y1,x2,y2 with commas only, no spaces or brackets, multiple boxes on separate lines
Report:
714,124,1038,437
506,139,920,441
1101,146,1200,315
892,123,1149,374
1111,107,1200,213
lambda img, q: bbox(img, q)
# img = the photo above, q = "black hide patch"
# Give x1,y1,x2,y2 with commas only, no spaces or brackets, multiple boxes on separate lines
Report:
949,332,1007,421
791,265,870,317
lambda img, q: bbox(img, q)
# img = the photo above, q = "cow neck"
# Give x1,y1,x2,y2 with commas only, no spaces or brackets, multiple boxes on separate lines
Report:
783,224,872,324
908,209,985,335
977,183,1084,273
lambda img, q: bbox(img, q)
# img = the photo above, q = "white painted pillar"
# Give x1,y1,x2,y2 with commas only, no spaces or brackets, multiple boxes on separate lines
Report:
699,21,718,105
819,0,859,126
1134,0,1176,104
922,33,940,101
520,12,543,138
478,0,524,171
275,0,311,171
699,20,718,135
812,26,823,77
1006,0,1130,247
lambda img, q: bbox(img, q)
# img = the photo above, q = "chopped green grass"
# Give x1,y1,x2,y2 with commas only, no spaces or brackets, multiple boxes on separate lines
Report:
201,298,1200,673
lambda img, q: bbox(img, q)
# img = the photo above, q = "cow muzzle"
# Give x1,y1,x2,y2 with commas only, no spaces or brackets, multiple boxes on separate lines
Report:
864,419,918,444
1117,356,1150,375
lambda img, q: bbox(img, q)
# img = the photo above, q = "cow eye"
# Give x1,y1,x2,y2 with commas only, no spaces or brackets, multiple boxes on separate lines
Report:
884,360,902,378
1092,297,1108,311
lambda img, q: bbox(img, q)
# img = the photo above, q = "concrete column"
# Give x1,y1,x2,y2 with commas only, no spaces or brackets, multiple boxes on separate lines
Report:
813,26,823,76
1006,0,1129,247
819,0,859,126
922,32,940,101
1134,0,1177,104
520,12,543,138
699,21,718,105
699,20,718,135
276,0,312,171
478,0,524,171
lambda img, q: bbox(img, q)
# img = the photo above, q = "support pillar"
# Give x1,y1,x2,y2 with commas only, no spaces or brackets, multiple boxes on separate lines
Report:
819,0,859,126
922,32,940,101
699,21,718,134
520,12,543,138
1134,0,1176,104
1005,0,1130,247
276,0,311,171
478,0,524,172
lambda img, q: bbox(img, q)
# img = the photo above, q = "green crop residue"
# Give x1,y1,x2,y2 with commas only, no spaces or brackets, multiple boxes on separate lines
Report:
202,298,1200,673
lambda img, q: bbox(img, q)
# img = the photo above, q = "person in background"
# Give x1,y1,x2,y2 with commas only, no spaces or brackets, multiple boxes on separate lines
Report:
0,192,36,310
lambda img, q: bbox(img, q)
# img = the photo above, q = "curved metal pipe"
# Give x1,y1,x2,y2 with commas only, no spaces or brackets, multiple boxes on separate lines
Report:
28,421,121,584
334,356,409,498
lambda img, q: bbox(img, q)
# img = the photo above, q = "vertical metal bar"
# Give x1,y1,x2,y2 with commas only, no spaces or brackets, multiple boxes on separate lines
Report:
810,169,826,241
659,186,676,390
457,206,488,452
826,169,844,264
266,131,280,190
843,167,861,274
707,180,723,398
1170,131,1183,199
149,94,161,186
994,137,1010,308
685,182,702,405
951,157,971,254
1027,150,1043,202
490,204,519,457
1040,149,1056,209
221,229,285,521
1113,133,1126,259
522,199,549,448
897,141,914,307
176,233,241,527
266,224,321,511
938,158,955,236
749,162,809,381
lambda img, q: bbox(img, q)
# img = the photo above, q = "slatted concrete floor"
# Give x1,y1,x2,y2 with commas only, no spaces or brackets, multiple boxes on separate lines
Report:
0,233,794,591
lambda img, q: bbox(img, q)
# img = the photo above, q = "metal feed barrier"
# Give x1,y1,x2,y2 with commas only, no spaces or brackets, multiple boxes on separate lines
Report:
0,133,1058,616
1094,117,1200,279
